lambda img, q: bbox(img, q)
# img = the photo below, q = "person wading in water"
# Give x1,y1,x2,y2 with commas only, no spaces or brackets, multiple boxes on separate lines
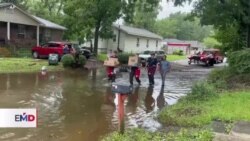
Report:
147,53,158,86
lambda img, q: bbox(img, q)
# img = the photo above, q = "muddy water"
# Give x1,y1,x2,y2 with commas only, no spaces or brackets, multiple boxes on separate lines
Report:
0,67,207,141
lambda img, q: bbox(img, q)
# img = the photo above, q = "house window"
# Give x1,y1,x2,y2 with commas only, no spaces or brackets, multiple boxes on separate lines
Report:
17,25,26,38
113,34,116,42
45,29,51,38
136,38,140,47
146,39,149,48
156,40,158,47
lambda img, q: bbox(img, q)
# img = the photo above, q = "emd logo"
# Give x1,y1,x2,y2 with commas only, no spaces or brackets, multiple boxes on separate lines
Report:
15,113,36,122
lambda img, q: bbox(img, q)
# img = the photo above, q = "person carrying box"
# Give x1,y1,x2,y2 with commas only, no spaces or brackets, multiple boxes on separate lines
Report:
105,51,118,82
128,54,141,85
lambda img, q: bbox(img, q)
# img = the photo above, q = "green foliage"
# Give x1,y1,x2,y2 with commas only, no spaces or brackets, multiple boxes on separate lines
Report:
186,82,218,101
117,53,133,64
154,13,213,41
76,55,87,66
172,50,184,56
61,54,75,67
102,128,213,141
207,68,230,90
159,90,250,127
228,49,250,74
214,25,241,52
97,53,108,62
64,0,122,55
123,0,160,31
177,0,250,49
203,37,221,49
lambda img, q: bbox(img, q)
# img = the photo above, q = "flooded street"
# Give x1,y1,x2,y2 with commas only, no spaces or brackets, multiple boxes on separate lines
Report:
0,63,211,141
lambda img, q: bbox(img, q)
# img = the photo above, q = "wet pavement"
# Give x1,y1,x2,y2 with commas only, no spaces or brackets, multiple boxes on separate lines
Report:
0,62,217,141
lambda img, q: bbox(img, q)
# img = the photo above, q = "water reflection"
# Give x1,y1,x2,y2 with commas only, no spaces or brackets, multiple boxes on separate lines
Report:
145,86,155,113
0,67,208,141
157,85,167,110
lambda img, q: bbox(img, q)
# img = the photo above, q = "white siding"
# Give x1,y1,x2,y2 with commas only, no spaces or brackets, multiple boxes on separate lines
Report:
0,7,39,26
124,35,162,53
96,28,162,53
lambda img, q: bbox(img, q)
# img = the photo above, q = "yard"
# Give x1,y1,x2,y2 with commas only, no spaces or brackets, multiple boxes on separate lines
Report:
167,54,187,61
0,58,64,73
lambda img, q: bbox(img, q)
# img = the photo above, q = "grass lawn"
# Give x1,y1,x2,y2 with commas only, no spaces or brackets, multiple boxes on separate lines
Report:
167,54,187,61
0,58,64,73
97,53,107,62
159,90,250,127
102,128,213,141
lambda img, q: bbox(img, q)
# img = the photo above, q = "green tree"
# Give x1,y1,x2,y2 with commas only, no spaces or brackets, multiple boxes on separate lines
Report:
172,0,250,50
26,0,65,24
0,0,28,9
122,0,160,31
203,37,221,48
64,0,122,55
154,12,212,41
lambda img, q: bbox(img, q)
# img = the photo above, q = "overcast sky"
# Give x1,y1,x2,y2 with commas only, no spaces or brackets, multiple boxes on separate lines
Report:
157,1,194,19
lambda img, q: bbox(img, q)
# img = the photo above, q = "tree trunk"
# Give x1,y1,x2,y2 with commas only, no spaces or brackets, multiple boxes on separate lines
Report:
247,24,250,48
94,24,100,56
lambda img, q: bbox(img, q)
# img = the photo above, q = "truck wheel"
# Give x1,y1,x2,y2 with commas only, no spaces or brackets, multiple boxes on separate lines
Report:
32,51,39,59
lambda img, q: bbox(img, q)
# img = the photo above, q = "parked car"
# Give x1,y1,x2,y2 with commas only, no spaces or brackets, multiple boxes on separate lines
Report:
139,50,153,67
32,41,93,60
32,41,70,59
139,50,152,60
79,48,93,59
188,49,224,66
155,50,166,61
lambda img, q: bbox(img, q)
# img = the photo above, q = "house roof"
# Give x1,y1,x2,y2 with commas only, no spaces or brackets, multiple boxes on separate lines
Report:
113,24,162,40
32,16,66,30
0,3,10,8
0,3,66,30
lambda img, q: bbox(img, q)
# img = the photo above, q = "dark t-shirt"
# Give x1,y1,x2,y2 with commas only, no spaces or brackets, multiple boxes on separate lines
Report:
147,57,158,67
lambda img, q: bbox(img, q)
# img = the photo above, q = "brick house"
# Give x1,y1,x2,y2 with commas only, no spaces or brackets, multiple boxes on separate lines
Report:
0,3,66,48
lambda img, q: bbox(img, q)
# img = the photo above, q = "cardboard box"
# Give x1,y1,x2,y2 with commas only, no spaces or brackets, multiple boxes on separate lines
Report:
104,58,119,66
128,56,139,66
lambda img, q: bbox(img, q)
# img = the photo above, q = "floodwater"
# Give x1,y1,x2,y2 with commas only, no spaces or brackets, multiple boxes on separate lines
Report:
0,66,208,141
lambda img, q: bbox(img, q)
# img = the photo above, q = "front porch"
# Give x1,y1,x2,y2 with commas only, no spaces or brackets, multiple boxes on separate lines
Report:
0,21,57,48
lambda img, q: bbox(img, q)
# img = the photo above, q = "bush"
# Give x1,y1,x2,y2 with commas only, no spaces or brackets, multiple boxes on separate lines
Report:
173,50,184,56
117,53,133,64
228,49,250,74
186,81,218,101
207,68,230,90
61,54,75,67
76,55,87,66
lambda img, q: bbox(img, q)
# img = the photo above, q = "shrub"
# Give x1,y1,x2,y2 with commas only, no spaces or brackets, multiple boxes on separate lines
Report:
207,68,230,90
117,53,133,64
76,55,87,66
228,49,250,74
186,81,218,101
173,50,184,56
61,54,75,67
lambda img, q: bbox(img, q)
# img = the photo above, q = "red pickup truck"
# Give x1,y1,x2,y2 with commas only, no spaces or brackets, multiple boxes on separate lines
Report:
32,41,70,59
188,49,224,66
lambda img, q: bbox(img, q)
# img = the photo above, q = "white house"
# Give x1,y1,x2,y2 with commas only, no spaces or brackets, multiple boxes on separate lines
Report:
97,24,163,53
